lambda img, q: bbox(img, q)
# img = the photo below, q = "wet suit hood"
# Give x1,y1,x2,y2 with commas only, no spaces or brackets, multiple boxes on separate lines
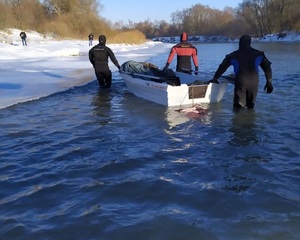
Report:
180,32,188,42
239,35,251,50
99,35,106,46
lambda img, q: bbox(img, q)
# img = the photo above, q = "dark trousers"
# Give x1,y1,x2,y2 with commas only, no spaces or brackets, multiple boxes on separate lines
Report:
95,69,112,88
233,80,258,109
21,38,27,46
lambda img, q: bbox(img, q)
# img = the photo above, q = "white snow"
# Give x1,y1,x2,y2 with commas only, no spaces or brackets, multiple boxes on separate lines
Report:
0,29,170,109
0,28,299,109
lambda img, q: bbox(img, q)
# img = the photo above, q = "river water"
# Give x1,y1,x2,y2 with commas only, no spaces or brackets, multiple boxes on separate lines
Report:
0,42,299,240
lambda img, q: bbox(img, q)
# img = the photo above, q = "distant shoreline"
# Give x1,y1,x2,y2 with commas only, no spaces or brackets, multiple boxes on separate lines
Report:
154,31,300,43
1,29,300,45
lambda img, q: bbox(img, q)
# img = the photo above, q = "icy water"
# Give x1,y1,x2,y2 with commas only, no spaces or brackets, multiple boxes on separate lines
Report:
1,43,300,240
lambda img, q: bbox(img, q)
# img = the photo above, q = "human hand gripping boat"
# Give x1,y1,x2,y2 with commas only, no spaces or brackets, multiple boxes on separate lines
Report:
119,60,233,107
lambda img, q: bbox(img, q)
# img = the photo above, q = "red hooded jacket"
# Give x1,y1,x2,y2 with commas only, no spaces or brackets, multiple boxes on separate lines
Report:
166,32,198,72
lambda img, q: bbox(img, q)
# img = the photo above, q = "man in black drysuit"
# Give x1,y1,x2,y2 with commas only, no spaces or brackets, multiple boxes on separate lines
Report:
210,34,273,110
89,35,121,88
20,31,27,46
88,33,94,46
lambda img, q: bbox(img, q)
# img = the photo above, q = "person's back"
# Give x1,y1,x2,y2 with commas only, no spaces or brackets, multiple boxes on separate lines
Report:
89,35,120,88
173,42,197,72
20,32,26,39
210,35,273,110
20,31,27,46
163,32,198,74
89,36,114,71
88,33,94,46
223,36,270,85
90,44,109,70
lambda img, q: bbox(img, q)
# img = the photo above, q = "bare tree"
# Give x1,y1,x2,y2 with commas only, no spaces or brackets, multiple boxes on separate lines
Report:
238,0,266,37
237,0,299,36
271,0,300,31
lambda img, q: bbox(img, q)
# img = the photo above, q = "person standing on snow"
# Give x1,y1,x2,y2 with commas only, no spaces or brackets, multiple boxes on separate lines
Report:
163,32,199,75
88,33,94,46
20,31,27,46
89,35,121,88
209,34,273,111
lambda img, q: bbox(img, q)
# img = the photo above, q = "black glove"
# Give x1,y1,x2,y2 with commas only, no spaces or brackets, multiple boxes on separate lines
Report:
195,66,198,75
163,63,169,72
264,81,273,93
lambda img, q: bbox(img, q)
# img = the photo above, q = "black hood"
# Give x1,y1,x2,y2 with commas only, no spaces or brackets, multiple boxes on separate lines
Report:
239,35,251,50
99,35,106,45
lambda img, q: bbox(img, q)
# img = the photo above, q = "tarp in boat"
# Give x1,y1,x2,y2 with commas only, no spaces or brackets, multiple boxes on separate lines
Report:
120,60,180,86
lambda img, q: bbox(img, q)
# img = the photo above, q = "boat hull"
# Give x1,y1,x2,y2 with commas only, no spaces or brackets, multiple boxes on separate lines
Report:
120,72,227,107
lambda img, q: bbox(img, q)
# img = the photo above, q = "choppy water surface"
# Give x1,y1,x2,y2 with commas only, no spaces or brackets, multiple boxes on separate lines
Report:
0,43,300,240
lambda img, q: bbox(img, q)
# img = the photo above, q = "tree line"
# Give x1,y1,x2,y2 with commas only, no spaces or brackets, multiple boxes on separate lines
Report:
125,0,300,39
0,0,146,43
0,0,299,42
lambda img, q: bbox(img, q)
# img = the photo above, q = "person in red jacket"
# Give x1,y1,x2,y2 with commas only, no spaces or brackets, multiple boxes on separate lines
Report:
89,35,121,88
163,32,199,74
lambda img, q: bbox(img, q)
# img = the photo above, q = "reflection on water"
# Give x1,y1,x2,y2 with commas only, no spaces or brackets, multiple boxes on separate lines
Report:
229,109,259,146
1,43,299,240
165,104,213,127
92,89,111,111
92,89,112,126
224,173,252,193
165,107,190,127
227,109,272,163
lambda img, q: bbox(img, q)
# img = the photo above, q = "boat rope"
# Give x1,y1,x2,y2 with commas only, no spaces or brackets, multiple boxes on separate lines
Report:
191,85,195,106
180,84,196,107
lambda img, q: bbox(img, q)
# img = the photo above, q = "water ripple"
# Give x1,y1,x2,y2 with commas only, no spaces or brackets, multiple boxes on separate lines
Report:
1,44,300,239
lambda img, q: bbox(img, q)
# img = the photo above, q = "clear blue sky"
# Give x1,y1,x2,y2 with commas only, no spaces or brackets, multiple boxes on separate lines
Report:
100,0,242,23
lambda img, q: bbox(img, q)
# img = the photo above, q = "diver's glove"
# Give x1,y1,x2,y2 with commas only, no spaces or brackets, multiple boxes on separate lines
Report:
264,80,273,93
194,66,198,75
163,63,170,72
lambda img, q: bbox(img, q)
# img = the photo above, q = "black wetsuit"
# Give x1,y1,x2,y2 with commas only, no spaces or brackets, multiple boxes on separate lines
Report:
213,35,272,109
20,32,27,46
88,33,94,46
89,35,120,88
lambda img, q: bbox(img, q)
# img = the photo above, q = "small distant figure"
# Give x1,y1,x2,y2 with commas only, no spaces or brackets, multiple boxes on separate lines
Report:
20,31,27,46
88,33,94,46
209,34,273,111
89,35,121,88
163,32,199,75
